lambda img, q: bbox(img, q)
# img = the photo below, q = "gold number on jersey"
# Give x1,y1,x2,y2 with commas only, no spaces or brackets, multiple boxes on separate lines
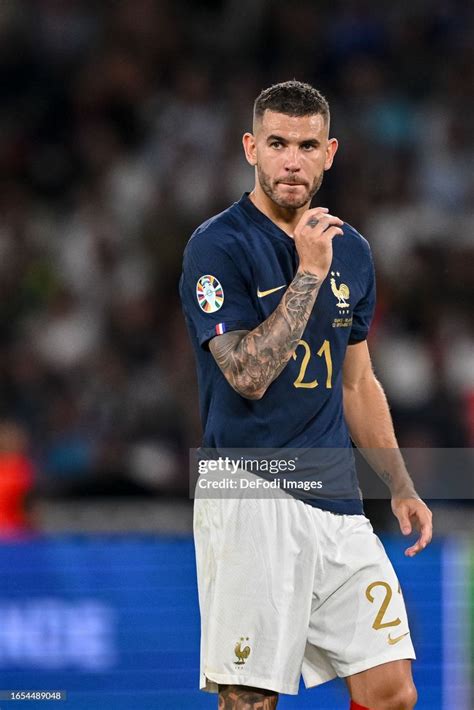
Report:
317,340,333,389
365,581,401,630
293,339,333,389
292,340,318,388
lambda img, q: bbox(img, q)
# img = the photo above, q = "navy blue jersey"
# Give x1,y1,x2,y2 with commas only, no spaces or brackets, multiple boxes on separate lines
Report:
180,194,376,514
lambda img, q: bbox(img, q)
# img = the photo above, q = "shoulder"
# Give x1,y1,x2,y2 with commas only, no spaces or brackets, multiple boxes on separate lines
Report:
333,221,375,289
336,221,374,269
184,202,246,261
341,222,372,256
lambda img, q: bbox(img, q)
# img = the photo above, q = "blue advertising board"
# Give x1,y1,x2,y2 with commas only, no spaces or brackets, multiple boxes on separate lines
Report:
0,536,467,709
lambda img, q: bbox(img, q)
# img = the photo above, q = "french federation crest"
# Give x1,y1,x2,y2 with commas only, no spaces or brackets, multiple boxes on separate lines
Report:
330,271,350,309
196,275,224,313
234,637,251,665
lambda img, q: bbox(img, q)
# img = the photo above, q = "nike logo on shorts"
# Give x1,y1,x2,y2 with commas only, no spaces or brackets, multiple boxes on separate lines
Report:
257,285,286,298
388,631,410,645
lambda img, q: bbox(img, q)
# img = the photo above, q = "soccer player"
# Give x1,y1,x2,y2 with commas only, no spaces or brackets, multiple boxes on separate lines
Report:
180,81,432,710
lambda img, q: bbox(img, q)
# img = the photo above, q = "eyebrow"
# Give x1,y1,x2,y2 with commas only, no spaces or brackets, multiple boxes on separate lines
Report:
266,134,321,147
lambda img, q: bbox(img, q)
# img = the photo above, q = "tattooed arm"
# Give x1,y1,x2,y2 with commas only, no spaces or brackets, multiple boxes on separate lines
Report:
209,208,344,400
210,270,321,399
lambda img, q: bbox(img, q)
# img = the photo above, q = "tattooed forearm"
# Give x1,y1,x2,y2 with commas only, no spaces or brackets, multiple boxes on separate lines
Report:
209,270,321,399
218,684,278,709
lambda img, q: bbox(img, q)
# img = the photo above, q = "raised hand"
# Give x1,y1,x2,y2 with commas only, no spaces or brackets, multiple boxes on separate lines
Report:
293,207,344,280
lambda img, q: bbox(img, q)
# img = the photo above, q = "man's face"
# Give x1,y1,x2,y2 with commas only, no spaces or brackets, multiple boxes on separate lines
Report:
243,110,338,210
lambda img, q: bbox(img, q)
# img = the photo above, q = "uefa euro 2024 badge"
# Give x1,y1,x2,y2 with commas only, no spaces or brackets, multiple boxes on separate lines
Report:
196,275,224,313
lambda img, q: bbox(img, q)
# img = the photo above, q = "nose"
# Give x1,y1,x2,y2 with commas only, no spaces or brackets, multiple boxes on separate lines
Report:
284,146,301,172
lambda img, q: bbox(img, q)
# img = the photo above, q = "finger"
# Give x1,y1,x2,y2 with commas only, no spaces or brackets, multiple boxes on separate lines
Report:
301,208,329,225
305,207,329,215
323,226,344,239
317,214,343,225
405,534,429,557
405,515,433,557
306,214,343,231
396,507,412,536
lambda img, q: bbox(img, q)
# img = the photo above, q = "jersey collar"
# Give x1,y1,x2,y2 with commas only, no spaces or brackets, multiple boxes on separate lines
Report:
238,193,295,244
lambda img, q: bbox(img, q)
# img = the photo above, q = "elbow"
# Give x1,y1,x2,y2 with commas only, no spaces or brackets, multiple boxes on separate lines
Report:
242,389,265,401
343,372,376,394
229,377,266,400
219,366,267,400
235,385,265,400
343,382,360,397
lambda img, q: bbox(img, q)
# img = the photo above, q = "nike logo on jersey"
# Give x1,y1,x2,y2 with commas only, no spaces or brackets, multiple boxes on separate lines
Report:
387,631,410,645
257,285,286,298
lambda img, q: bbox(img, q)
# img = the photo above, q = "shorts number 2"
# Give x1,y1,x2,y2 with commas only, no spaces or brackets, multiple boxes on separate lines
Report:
365,581,401,630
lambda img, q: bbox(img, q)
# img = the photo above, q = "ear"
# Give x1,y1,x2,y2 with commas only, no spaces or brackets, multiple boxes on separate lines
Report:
242,132,257,166
324,138,339,171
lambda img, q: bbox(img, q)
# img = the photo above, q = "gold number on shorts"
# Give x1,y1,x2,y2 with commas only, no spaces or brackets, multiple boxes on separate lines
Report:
293,340,318,389
293,339,333,389
365,581,401,630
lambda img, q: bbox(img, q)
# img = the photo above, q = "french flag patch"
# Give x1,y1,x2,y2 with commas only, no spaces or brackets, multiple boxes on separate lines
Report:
215,323,227,335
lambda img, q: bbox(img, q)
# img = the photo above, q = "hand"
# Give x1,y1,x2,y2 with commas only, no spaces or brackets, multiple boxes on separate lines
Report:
391,497,433,557
293,207,344,280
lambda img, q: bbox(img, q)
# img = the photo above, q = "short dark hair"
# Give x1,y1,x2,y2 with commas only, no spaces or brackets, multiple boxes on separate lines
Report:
253,80,330,127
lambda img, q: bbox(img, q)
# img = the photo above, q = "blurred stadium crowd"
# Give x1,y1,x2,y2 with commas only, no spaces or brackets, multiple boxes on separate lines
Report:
0,0,472,533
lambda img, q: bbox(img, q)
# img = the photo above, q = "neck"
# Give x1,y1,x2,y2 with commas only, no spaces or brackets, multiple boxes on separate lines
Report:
249,184,309,236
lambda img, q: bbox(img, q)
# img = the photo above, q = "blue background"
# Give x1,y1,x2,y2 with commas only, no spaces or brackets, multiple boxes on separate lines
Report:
0,537,445,709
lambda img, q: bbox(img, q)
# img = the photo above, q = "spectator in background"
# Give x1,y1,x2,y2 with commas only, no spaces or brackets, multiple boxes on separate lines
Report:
0,420,35,537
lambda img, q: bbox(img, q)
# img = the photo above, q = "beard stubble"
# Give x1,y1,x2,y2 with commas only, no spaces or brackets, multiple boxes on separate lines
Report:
256,165,325,210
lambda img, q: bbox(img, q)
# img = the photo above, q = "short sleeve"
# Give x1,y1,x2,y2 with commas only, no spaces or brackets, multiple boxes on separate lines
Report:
348,249,376,344
180,232,260,348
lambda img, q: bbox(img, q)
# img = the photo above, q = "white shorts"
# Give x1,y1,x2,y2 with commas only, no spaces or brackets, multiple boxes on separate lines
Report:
194,476,415,695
